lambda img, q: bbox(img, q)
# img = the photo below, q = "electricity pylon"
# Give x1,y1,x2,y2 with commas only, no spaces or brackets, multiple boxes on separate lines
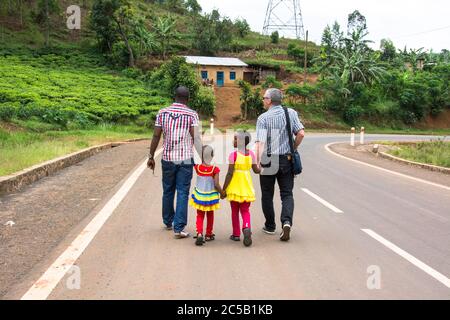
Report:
263,0,305,40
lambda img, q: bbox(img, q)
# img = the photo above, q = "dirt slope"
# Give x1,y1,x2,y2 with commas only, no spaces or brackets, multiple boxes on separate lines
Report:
214,86,243,128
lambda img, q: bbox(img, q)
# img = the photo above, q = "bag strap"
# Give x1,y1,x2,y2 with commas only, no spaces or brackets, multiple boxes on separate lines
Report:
283,107,295,155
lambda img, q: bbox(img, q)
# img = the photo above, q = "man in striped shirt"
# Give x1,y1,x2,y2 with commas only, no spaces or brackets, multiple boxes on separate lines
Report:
148,87,202,239
255,88,305,242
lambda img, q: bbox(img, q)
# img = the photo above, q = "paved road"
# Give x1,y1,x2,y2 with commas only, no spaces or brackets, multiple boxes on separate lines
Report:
5,134,450,299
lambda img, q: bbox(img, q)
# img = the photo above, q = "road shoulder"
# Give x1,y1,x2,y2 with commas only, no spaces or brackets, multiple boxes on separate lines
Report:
327,142,450,188
0,140,150,298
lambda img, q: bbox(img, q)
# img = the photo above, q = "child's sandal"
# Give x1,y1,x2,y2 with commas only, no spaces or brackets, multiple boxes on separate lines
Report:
229,235,240,241
195,234,205,246
205,234,215,241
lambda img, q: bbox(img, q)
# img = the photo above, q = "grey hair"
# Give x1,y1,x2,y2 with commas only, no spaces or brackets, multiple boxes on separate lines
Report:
265,88,283,104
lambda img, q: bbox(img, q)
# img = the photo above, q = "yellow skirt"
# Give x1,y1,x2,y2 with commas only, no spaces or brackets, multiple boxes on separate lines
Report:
226,171,255,203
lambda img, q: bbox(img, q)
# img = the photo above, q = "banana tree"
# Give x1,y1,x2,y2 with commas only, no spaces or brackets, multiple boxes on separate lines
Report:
153,15,179,60
329,47,386,87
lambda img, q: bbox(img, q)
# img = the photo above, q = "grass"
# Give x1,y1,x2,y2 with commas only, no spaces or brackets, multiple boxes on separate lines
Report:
360,125,450,136
386,140,450,168
0,121,150,176
231,123,257,131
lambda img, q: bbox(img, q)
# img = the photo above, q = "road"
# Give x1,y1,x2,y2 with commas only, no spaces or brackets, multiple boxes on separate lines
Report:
5,134,450,300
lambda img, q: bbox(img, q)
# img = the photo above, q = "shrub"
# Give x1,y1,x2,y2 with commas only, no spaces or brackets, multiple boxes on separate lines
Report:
147,57,212,115
343,105,363,125
237,80,264,120
0,104,17,121
0,54,168,128
285,84,318,104
262,76,282,89
192,87,216,116
135,114,156,129
271,31,279,44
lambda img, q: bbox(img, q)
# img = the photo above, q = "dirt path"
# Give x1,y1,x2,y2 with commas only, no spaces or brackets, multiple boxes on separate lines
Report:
213,86,242,129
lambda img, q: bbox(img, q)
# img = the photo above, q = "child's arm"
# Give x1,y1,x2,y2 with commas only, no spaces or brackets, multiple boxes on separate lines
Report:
222,164,235,195
252,163,261,174
213,173,224,195
250,150,261,174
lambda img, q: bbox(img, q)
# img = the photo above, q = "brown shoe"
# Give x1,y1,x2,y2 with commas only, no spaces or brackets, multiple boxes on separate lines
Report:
280,223,291,242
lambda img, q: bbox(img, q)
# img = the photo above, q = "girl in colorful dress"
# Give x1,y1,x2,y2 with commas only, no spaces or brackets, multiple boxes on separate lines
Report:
222,131,261,247
189,145,225,246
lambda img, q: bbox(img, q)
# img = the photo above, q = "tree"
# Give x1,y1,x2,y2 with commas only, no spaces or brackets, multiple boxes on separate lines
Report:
153,15,178,59
234,18,250,38
132,16,157,57
347,10,367,36
321,21,344,53
110,1,136,67
380,38,396,62
36,0,59,46
191,10,234,55
91,0,148,67
185,0,202,14
192,14,218,55
237,80,264,120
0,0,25,26
329,47,386,87
219,17,234,48
271,31,279,44
319,21,345,70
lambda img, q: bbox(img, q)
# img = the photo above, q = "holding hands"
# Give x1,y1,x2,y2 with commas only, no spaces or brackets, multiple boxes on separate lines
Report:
220,190,227,200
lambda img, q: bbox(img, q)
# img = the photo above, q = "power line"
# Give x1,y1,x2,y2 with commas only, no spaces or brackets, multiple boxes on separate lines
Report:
392,25,450,39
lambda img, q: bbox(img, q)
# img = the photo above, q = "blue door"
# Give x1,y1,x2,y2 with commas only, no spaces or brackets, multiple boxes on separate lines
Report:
217,71,224,87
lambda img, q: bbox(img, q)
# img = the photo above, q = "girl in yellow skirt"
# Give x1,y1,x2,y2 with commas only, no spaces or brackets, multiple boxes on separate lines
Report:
189,145,225,246
222,131,261,247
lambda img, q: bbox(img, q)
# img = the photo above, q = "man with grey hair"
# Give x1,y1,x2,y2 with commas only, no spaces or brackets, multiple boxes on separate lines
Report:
255,88,305,241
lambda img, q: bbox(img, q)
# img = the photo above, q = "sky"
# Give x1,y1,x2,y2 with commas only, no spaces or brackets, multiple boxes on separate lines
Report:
197,0,450,52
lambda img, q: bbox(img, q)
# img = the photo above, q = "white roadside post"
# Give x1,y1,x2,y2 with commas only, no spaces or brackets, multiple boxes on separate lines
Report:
351,127,355,146
360,127,365,145
210,118,214,135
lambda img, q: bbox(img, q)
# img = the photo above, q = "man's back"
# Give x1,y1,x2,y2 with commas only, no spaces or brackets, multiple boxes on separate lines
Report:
256,105,304,156
156,103,199,162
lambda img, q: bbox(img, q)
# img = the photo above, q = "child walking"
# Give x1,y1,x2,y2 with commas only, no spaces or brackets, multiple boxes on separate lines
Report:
222,131,261,247
189,145,225,246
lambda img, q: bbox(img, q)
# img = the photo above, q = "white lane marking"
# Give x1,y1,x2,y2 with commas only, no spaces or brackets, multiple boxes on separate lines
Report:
362,229,450,289
21,149,162,300
325,142,450,192
301,188,344,213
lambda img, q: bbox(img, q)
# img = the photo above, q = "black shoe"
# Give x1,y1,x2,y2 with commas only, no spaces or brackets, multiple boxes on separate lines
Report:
262,227,276,235
243,228,252,247
205,234,215,241
280,223,291,242
195,234,205,246
229,235,240,241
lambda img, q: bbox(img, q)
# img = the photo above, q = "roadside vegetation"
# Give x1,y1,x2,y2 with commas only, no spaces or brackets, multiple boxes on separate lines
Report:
0,121,149,176
387,140,450,168
240,10,450,131
0,1,449,175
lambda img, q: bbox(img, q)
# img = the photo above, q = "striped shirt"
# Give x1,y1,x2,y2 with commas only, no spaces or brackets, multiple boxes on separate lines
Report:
155,103,199,162
256,105,304,155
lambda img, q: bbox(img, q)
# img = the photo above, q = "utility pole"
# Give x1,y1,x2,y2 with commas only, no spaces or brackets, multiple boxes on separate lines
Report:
303,30,308,84
45,0,49,47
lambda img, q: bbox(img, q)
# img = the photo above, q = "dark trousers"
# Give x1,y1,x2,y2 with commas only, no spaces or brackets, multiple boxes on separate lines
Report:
259,156,295,231
161,159,194,233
